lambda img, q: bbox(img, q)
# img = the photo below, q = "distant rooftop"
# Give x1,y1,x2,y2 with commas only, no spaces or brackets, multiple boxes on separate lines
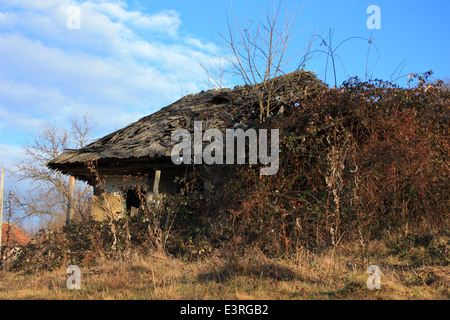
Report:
1,223,32,247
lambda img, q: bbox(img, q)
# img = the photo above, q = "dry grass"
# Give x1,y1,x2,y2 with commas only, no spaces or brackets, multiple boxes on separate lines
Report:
0,244,448,300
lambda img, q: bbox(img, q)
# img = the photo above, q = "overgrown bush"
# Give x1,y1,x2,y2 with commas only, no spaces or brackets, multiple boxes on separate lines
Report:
7,73,449,271
184,73,449,257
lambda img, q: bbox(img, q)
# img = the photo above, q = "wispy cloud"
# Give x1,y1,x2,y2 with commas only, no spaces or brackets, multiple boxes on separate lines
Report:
0,143,24,170
0,0,226,155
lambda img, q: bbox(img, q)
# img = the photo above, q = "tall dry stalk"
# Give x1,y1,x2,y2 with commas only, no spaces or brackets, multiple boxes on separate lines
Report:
325,126,350,270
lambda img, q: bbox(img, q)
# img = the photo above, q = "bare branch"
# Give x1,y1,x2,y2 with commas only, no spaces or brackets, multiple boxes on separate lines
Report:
10,114,94,229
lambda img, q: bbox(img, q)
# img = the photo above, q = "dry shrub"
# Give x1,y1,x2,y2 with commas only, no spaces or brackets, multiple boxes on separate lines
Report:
194,73,449,257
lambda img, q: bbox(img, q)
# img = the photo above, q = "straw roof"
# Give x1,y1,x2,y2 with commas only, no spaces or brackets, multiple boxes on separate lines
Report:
47,70,325,182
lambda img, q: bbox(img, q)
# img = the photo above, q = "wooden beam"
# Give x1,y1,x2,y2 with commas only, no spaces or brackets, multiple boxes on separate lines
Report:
66,175,76,227
153,169,161,197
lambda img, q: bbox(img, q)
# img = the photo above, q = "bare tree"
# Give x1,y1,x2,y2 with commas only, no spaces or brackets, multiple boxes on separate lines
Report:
215,0,306,121
10,114,95,230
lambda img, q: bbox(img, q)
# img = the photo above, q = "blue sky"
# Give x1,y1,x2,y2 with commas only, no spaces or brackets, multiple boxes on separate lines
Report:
0,0,449,192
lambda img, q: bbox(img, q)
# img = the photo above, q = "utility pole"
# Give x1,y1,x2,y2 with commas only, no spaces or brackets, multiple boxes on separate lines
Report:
0,168,5,261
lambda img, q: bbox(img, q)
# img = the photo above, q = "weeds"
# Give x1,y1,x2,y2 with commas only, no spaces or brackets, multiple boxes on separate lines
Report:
1,244,448,300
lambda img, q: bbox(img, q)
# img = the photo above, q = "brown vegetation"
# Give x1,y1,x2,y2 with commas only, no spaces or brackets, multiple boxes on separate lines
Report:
2,72,449,300
0,245,448,300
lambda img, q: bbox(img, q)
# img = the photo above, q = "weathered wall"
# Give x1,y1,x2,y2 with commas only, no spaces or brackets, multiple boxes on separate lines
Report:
91,193,124,221
90,169,182,221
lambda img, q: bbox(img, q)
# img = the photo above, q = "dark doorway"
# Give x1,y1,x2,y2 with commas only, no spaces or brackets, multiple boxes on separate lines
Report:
126,189,141,210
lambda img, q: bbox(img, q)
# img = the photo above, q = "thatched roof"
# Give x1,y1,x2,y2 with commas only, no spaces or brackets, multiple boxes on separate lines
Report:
47,70,325,182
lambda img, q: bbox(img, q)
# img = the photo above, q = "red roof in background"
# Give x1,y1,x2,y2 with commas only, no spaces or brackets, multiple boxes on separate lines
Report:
1,223,31,247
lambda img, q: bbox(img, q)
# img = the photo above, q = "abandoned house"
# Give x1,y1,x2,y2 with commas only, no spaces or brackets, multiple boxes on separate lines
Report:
47,71,325,221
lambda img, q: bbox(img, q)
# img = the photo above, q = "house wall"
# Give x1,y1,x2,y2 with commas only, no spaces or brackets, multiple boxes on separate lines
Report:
90,169,182,221
103,175,148,194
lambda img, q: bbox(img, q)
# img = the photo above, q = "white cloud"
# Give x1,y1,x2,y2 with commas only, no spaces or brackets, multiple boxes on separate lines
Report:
0,0,228,149
0,143,25,170
132,10,182,36
88,2,182,36
0,11,18,28
184,37,219,54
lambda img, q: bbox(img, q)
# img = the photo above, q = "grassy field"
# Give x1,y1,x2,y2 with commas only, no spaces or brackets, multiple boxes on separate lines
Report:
0,243,448,300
